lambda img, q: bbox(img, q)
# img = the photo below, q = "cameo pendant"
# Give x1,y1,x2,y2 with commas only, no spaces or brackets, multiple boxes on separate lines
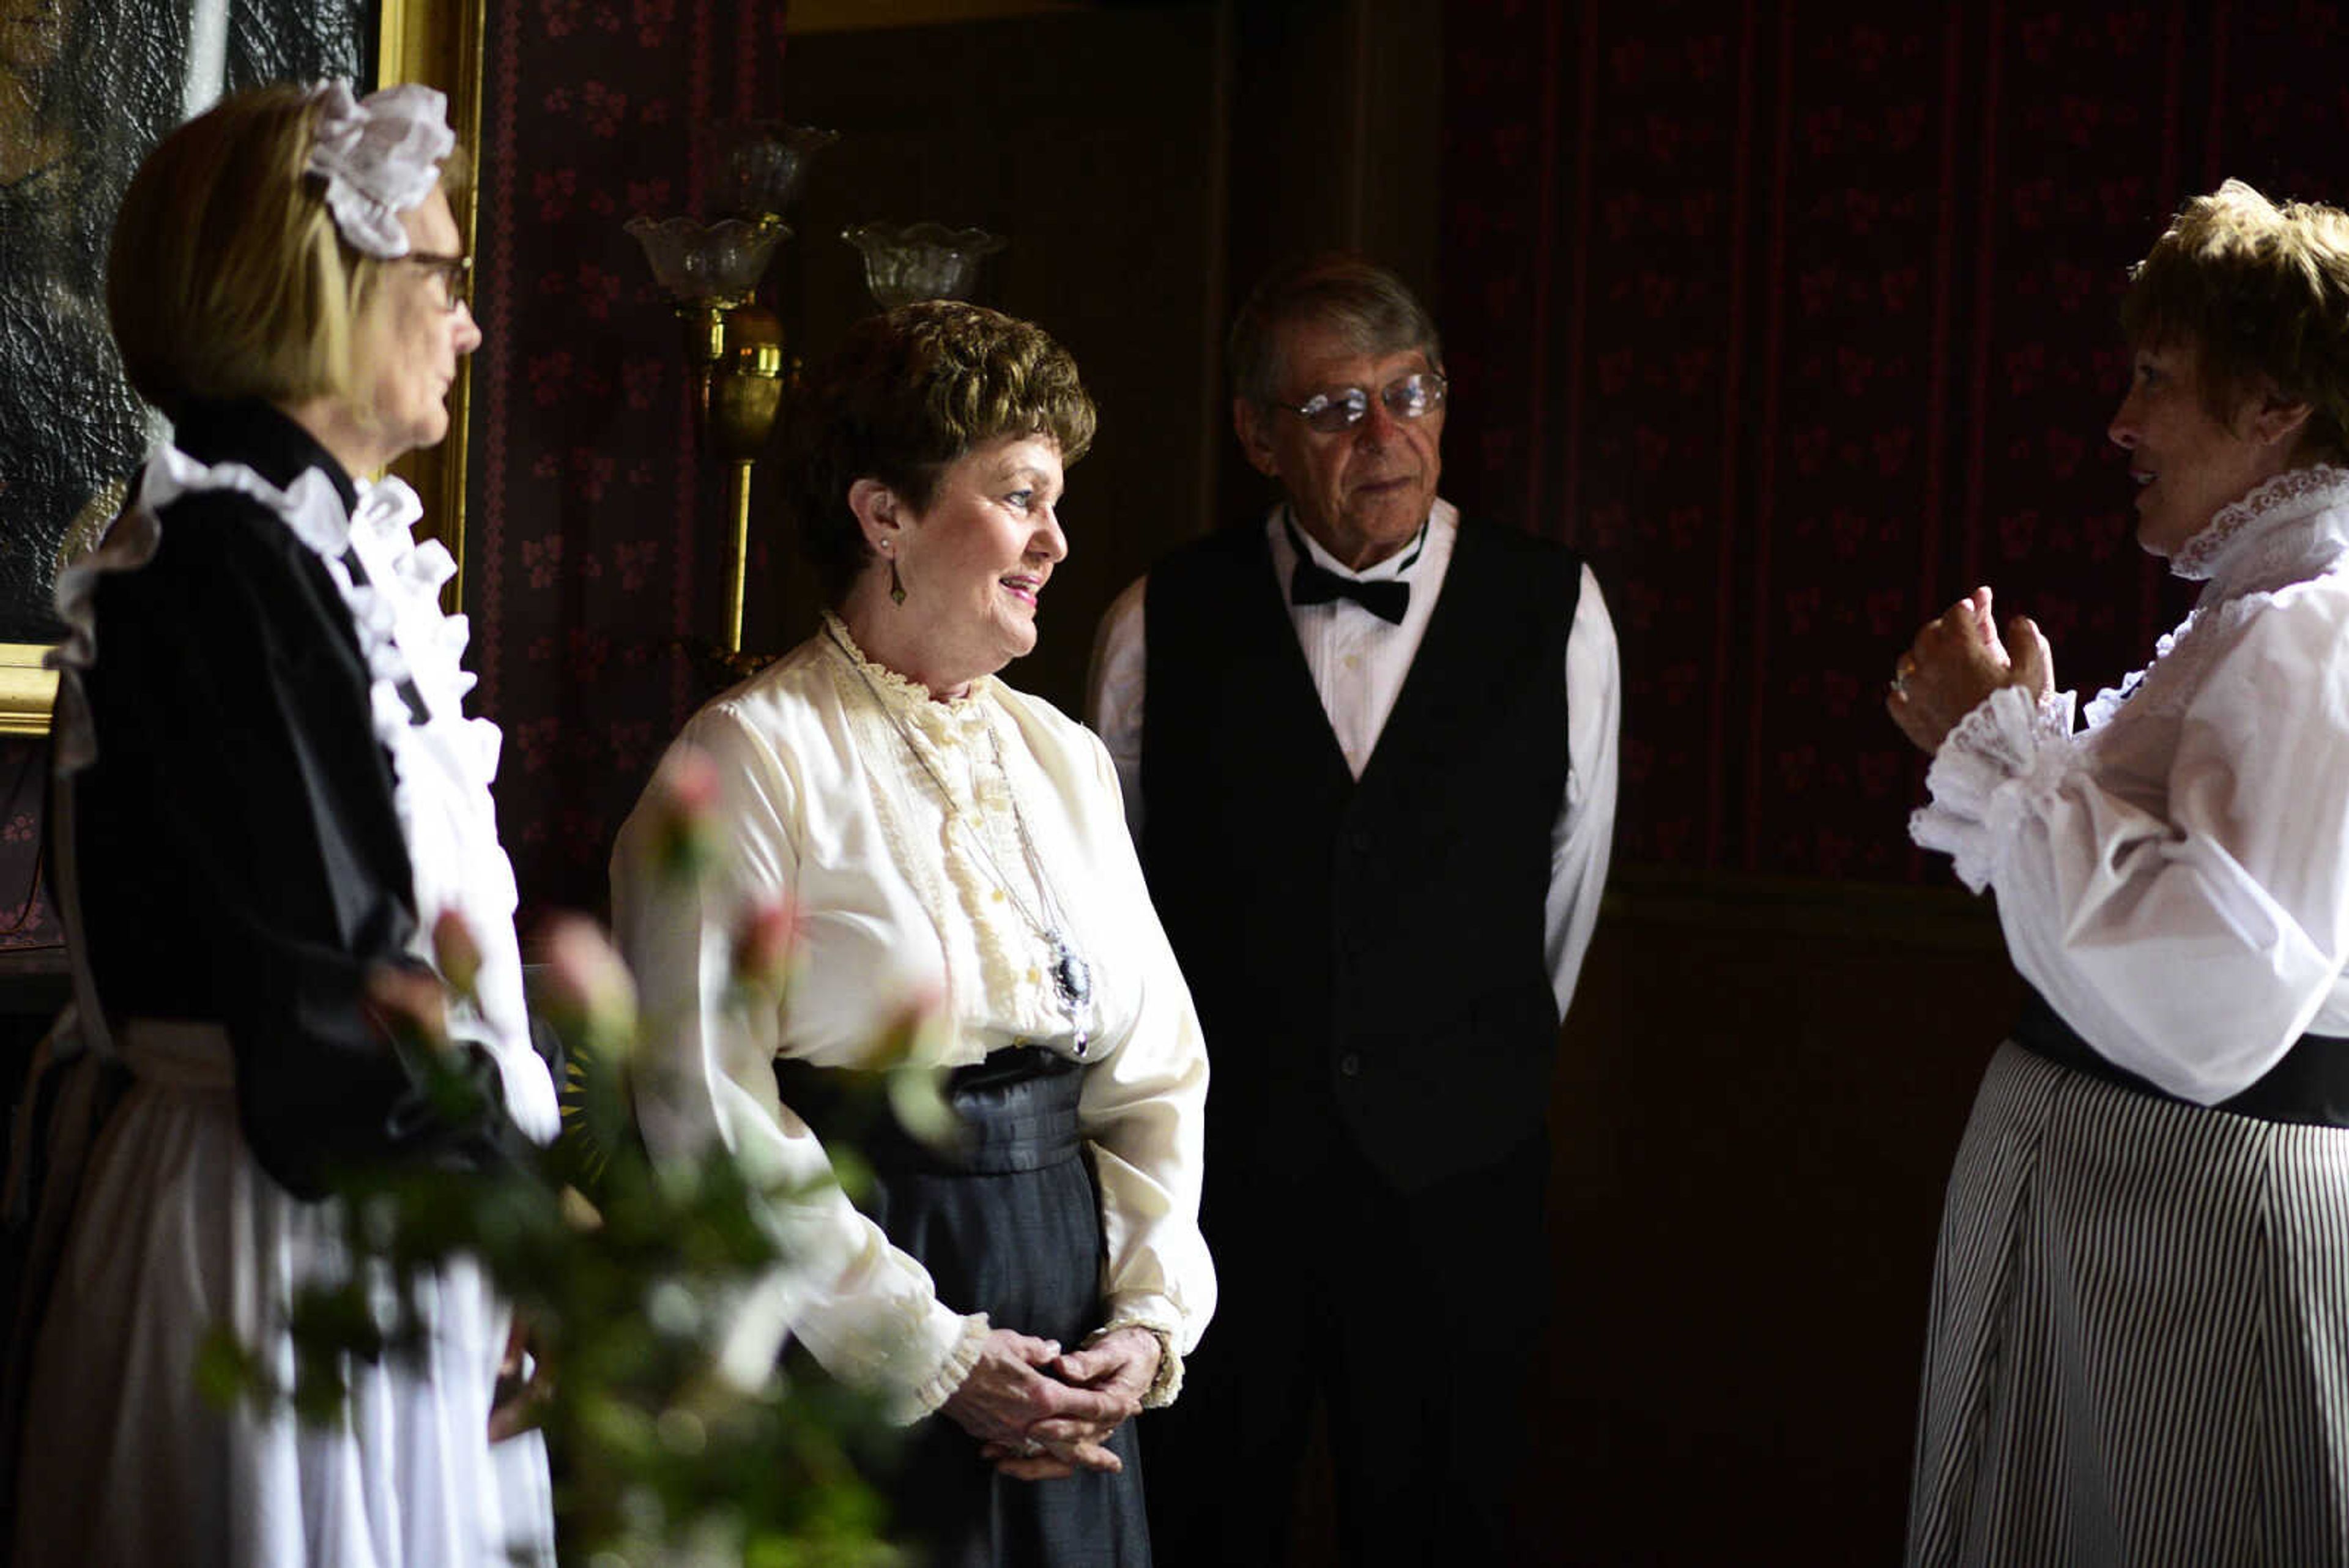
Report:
1048,932,1092,1055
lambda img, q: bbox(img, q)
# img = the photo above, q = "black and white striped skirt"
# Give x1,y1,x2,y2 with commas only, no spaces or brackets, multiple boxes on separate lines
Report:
1907,1041,2349,1567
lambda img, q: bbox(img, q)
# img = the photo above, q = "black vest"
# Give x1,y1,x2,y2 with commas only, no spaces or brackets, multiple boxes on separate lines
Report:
1140,518,1581,1192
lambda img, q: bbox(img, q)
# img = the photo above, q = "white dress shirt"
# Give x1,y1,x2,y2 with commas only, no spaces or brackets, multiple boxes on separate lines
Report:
613,618,1215,1419
1086,499,1621,1020
1913,465,2349,1103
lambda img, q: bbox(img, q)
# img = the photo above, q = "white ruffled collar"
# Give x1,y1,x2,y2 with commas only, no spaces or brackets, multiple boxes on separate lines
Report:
2167,463,2349,593
2076,464,2349,731
819,611,997,743
47,436,557,1141
48,450,348,770
51,439,482,757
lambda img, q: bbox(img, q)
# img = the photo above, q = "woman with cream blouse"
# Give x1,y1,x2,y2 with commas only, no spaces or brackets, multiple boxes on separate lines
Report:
612,301,1211,1567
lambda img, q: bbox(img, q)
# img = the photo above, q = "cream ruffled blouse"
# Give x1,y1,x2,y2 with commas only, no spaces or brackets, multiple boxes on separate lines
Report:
612,617,1214,1419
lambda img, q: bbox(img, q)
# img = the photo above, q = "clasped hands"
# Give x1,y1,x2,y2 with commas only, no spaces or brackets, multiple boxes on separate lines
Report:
1887,586,2056,755
941,1325,1163,1481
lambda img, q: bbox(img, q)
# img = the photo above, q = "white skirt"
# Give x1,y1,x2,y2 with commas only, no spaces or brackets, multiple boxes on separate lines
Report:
6,1019,554,1567
1907,1041,2349,1567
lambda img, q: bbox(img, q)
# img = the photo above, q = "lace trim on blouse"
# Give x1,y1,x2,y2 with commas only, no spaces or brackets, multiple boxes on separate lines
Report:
900,1314,993,1424
1089,1318,1185,1408
2168,463,2349,583
816,614,1080,1059
1909,685,2079,893
2076,467,2349,728
816,609,1001,716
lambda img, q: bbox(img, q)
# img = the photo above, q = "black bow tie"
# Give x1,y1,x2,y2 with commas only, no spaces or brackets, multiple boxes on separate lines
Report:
1290,555,1409,623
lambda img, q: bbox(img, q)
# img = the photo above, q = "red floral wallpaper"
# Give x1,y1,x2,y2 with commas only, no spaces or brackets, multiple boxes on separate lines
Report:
442,0,2349,923
1438,0,2349,882
467,0,785,917
0,739,56,954
10,4,2345,938
463,1,1228,921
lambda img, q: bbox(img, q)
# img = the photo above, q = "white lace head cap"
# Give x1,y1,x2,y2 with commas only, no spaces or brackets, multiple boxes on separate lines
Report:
304,81,455,260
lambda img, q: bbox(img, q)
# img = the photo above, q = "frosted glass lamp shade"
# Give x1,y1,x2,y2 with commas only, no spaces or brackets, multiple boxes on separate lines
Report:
625,215,789,307
841,222,1007,310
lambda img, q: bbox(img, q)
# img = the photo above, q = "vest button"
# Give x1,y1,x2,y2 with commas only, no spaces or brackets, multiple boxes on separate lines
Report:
1338,1052,1362,1077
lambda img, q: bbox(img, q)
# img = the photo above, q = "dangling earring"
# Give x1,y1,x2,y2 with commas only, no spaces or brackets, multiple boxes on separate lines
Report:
888,554,907,606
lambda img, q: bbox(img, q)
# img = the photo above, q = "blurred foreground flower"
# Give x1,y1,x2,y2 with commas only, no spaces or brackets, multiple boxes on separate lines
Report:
645,744,724,882
431,907,483,1002
872,994,958,1156
540,913,640,1063
730,899,806,1003
208,821,940,1564
363,963,452,1056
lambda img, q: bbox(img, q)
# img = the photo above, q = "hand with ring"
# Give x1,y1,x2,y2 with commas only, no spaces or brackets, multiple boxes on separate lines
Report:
943,1329,1137,1482
1885,585,2056,756
975,1326,1162,1481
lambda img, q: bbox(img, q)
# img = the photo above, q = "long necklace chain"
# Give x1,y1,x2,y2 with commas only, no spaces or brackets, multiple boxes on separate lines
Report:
826,623,1094,1047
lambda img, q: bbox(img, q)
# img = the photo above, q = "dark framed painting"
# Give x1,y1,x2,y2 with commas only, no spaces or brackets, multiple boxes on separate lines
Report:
0,0,483,734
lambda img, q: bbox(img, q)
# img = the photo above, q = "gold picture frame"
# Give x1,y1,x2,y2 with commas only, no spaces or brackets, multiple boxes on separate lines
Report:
0,0,486,736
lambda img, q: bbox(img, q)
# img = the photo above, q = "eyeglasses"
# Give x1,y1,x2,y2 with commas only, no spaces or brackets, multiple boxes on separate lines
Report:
1270,370,1448,434
399,250,472,313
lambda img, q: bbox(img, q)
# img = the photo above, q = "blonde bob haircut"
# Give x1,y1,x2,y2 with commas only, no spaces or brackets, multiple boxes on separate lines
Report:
2122,178,2349,463
106,84,465,421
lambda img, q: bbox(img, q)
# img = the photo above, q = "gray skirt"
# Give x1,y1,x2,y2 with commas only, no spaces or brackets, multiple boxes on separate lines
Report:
781,1046,1148,1568
1907,1041,2349,1567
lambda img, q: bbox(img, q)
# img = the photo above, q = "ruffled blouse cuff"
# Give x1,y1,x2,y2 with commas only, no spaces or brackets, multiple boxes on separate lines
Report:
1909,684,2079,893
893,1312,993,1425
1088,1317,1182,1408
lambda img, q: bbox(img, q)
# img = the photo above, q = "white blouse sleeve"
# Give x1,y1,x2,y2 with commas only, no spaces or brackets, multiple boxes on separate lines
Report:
612,705,988,1421
1547,566,1619,1020
1912,593,2349,1103
1064,726,1214,1403
1085,574,1149,837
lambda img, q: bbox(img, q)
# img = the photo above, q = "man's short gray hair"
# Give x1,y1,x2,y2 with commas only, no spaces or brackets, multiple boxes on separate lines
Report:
1227,255,1443,406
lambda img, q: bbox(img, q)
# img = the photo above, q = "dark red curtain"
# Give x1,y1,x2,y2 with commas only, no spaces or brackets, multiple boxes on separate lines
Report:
467,0,787,913
1440,1,2349,882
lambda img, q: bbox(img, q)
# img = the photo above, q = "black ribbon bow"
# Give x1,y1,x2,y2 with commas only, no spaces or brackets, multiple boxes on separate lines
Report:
1289,555,1409,623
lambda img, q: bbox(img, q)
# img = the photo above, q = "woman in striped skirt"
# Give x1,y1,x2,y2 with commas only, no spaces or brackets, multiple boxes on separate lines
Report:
1890,180,2349,1567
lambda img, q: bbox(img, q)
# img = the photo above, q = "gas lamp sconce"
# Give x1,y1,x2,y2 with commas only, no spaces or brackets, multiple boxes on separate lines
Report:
627,122,837,657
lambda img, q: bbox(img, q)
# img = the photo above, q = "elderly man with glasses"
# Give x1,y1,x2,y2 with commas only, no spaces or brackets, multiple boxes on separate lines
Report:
1086,254,1620,1566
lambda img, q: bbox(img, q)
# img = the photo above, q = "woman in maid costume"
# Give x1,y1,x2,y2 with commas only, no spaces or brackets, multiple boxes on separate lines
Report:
1,83,559,1566
1892,180,2349,1566
612,302,1214,1567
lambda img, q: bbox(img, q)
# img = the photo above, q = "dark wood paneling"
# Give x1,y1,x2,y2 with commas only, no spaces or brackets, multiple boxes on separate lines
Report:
765,7,1228,718
1529,872,2016,1565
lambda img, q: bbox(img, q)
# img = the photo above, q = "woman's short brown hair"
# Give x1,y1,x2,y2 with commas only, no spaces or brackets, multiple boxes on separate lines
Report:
2122,178,2349,462
784,301,1097,606
106,84,466,421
